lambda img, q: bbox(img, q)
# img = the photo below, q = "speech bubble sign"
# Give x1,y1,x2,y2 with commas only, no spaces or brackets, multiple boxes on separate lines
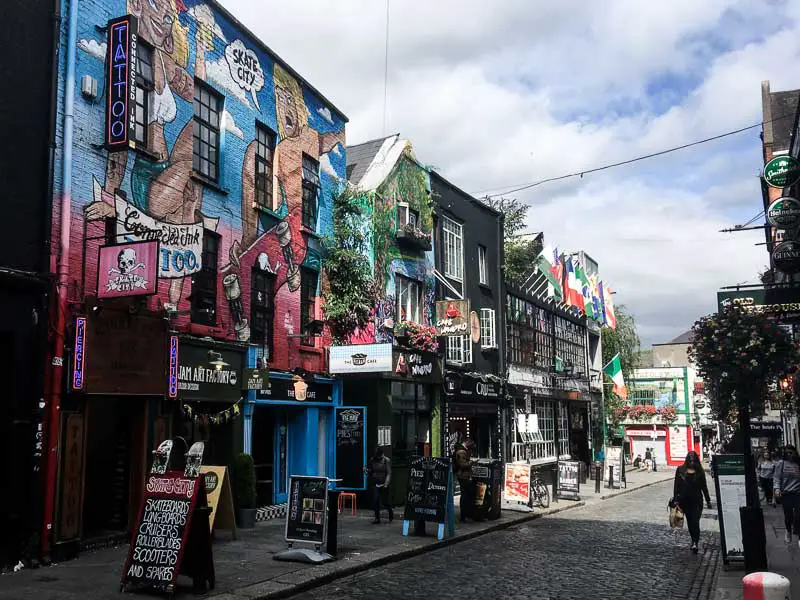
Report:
225,39,264,111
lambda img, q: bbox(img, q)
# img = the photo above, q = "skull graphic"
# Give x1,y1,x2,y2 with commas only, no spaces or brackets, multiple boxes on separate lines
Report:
117,248,137,275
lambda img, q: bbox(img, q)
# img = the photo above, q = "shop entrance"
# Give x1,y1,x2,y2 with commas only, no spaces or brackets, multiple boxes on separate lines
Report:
252,408,292,505
81,397,145,540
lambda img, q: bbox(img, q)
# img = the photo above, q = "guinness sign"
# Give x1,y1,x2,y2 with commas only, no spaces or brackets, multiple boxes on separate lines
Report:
773,240,800,274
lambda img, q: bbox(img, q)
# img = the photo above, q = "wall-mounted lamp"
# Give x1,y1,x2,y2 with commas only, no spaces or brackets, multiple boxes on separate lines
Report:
208,350,229,371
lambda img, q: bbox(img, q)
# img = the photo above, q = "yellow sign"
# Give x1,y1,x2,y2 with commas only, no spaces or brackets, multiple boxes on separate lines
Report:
201,465,237,539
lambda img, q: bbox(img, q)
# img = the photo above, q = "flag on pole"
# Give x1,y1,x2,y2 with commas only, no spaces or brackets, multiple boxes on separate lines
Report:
536,245,564,301
602,282,617,329
563,256,583,309
576,262,597,319
590,275,604,322
603,353,627,399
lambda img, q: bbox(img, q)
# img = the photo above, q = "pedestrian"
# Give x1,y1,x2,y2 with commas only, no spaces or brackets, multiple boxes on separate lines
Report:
758,450,776,506
365,447,393,524
672,451,712,553
453,439,475,522
644,448,653,472
774,445,800,544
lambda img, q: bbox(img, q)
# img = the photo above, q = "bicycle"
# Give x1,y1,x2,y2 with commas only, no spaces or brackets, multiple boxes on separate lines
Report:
528,470,551,509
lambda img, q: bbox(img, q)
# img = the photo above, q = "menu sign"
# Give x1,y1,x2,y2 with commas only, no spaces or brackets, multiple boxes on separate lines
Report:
403,456,451,523
335,407,366,491
713,455,746,564
557,461,580,500
285,476,328,545
122,472,202,589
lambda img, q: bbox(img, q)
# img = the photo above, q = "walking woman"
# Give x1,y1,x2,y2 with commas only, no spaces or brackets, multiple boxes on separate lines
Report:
673,451,712,553
774,445,800,544
366,447,393,524
757,450,776,506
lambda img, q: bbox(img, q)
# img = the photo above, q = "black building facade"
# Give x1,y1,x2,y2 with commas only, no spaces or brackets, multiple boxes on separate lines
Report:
431,173,505,460
0,0,58,567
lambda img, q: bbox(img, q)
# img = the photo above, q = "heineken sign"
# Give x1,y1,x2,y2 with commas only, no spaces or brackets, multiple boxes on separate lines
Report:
764,155,800,189
772,240,800,274
767,197,800,228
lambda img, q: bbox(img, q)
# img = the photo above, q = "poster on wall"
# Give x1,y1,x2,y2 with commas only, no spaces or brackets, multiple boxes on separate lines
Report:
334,407,366,491
713,455,746,564
97,240,159,299
668,426,689,462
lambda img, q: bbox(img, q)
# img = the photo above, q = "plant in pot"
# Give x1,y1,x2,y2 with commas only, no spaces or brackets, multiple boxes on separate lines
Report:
231,452,257,529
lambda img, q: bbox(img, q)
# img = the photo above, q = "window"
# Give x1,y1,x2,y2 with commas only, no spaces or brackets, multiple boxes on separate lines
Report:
554,315,587,376
478,245,488,285
254,123,275,210
250,268,275,348
193,82,222,180
398,202,419,229
480,308,496,348
133,43,154,146
506,295,553,369
300,268,318,346
446,335,472,365
191,231,219,325
301,154,320,230
532,400,556,460
442,215,463,280
396,275,421,323
558,403,570,457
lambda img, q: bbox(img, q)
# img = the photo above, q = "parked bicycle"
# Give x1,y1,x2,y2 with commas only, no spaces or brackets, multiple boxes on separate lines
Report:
528,470,551,508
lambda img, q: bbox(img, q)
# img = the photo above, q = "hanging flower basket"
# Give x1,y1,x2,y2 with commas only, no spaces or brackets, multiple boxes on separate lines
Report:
657,405,678,424
396,321,439,353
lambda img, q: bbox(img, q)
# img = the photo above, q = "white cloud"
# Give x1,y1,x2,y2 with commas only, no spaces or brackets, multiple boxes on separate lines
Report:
78,38,106,62
206,55,252,109
320,152,339,179
218,0,800,344
222,109,243,139
317,107,334,123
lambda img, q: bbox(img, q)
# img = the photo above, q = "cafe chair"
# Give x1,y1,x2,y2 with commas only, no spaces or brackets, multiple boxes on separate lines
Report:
338,492,357,515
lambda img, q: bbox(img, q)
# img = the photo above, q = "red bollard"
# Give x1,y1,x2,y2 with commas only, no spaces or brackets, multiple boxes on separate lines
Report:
743,572,790,600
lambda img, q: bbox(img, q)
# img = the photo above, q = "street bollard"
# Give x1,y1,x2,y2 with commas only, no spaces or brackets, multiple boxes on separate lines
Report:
742,572,790,600
595,464,601,494
607,466,613,489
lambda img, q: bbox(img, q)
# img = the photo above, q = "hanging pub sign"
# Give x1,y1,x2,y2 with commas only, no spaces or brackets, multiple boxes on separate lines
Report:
435,300,470,336
97,240,159,299
764,155,800,189
105,15,138,150
767,197,800,229
772,240,800,274
242,368,269,391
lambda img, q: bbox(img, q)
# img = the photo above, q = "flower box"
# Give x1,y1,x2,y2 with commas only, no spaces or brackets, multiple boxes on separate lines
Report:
396,227,432,251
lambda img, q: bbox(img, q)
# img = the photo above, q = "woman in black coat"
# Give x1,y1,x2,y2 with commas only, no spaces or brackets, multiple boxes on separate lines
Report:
673,451,712,553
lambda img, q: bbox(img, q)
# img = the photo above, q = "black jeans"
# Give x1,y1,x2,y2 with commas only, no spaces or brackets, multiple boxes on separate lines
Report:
782,492,800,534
681,502,703,545
458,478,475,521
371,483,393,521
759,477,774,503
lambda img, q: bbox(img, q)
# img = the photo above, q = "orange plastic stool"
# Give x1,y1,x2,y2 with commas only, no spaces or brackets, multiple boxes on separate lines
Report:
338,492,357,515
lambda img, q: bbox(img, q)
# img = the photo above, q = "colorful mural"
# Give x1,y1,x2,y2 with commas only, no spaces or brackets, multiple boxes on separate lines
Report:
66,0,346,368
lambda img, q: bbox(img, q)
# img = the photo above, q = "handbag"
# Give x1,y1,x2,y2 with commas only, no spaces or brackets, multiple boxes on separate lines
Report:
669,506,685,529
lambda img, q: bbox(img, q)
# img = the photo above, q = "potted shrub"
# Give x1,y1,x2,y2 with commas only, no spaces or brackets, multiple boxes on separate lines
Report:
231,453,257,529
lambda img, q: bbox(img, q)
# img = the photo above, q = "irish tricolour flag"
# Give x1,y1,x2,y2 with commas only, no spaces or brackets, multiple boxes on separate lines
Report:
603,353,627,399
536,245,563,301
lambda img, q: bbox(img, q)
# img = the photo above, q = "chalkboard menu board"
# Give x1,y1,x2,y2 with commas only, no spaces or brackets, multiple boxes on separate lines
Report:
403,456,451,523
557,461,581,500
285,476,328,545
335,407,366,490
122,471,203,589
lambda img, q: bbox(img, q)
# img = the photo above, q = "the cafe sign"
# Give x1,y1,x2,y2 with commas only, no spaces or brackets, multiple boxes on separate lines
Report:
328,343,393,374
764,155,800,189
767,197,800,229
772,240,800,274
435,299,470,336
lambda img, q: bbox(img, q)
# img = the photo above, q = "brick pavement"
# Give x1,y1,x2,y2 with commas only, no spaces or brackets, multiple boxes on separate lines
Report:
0,468,675,600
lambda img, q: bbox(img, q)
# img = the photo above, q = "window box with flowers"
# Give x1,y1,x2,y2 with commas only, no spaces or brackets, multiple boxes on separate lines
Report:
394,321,439,353
626,404,657,422
396,223,432,251
657,405,678,425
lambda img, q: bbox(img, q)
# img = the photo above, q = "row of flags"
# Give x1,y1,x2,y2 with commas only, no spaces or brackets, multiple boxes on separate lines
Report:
535,245,617,329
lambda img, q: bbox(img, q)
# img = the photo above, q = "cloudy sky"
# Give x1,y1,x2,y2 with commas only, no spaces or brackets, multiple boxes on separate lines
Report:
221,0,800,346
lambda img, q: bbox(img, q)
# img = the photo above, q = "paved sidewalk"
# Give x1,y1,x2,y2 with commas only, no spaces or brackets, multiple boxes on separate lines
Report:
714,499,800,600
0,468,673,600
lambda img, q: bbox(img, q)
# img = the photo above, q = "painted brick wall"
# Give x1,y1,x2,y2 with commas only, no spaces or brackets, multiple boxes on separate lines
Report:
52,0,347,374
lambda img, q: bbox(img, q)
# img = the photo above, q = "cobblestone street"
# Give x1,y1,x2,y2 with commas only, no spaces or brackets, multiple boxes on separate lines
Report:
289,481,720,600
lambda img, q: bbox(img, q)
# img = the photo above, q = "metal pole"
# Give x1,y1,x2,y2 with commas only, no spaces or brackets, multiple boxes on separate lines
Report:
595,463,601,493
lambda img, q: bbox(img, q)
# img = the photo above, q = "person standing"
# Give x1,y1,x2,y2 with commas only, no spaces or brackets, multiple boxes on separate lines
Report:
758,450,776,506
454,439,475,523
366,447,393,524
774,445,800,544
673,451,712,553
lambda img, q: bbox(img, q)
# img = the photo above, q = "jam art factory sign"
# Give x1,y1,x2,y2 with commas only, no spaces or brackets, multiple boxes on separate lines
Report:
105,15,138,150
764,155,800,189
767,197,800,229
772,240,800,274
435,300,470,336
97,240,158,299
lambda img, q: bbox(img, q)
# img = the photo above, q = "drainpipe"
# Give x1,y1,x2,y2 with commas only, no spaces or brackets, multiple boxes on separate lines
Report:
496,212,506,461
41,0,78,558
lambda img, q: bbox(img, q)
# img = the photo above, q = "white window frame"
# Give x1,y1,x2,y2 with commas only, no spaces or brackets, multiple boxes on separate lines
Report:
446,335,472,365
478,245,488,285
396,274,421,323
397,202,418,229
480,308,496,348
442,215,464,281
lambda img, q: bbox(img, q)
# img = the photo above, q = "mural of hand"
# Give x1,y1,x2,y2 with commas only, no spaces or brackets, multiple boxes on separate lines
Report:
84,201,115,221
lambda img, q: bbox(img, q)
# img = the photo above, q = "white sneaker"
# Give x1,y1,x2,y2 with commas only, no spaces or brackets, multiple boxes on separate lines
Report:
786,532,792,544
